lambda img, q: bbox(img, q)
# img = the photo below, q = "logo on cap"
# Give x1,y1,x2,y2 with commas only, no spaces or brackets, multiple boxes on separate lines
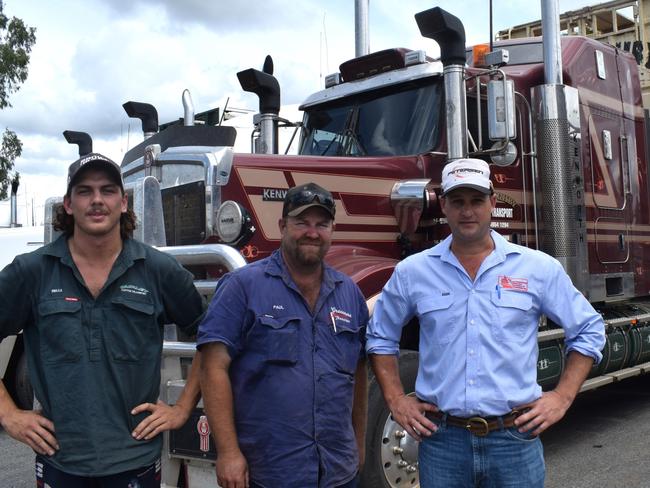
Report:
441,158,492,196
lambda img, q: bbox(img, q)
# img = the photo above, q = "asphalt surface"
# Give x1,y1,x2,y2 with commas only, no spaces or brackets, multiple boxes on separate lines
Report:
3,375,650,487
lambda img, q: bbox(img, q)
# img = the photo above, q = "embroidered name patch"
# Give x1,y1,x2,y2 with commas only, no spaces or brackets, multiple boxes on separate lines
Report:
120,284,149,296
498,275,528,291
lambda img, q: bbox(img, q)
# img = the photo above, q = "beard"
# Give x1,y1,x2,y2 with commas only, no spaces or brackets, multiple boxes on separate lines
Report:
283,237,329,267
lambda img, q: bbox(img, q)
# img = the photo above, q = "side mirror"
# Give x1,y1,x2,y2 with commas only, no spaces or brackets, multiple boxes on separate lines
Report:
487,79,516,141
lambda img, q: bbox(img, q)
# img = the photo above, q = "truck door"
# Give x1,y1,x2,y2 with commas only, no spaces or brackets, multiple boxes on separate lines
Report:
588,48,631,266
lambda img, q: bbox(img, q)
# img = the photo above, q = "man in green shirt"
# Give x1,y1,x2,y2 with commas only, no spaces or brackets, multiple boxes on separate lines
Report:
0,153,204,487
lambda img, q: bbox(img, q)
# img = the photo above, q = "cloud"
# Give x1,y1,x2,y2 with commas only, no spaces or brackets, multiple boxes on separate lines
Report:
99,0,321,33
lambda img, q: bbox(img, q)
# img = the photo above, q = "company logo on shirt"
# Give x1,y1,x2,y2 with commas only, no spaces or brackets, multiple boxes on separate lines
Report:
330,307,352,324
498,275,528,291
51,288,63,294
120,284,150,296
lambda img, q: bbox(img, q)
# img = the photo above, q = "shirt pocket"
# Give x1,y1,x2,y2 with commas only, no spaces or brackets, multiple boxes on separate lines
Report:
258,315,300,365
416,293,455,344
331,320,362,375
490,291,533,342
106,295,157,362
37,298,83,364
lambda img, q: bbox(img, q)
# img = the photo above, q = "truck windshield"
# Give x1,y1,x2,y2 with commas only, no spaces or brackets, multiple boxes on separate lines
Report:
300,78,442,157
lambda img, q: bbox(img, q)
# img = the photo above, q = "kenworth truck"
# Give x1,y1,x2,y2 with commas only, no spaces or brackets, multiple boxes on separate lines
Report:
6,0,650,486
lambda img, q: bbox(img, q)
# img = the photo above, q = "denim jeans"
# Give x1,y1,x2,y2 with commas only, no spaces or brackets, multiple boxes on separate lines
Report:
418,420,545,488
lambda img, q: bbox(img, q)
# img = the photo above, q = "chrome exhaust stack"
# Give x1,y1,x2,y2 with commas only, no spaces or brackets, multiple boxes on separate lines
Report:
123,101,159,140
182,89,195,126
63,130,93,156
10,177,19,227
416,7,468,160
237,55,281,154
355,0,370,57
532,0,583,288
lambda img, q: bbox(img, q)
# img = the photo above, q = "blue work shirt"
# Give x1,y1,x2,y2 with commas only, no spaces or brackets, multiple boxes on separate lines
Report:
367,231,605,417
197,250,368,488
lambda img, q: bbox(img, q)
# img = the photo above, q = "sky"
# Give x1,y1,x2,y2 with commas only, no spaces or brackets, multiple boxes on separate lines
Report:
0,0,612,225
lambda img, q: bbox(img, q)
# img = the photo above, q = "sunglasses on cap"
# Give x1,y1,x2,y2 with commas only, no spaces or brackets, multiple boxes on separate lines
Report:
283,183,336,217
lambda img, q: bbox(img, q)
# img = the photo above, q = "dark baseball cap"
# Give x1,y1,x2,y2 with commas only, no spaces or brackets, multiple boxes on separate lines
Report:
282,182,335,218
67,153,124,193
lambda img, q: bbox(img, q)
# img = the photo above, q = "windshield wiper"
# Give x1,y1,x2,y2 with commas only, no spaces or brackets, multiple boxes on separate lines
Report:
342,106,366,156
316,106,366,156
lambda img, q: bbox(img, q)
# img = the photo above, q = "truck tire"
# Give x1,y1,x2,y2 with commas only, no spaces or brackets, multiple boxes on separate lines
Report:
9,352,33,410
360,350,420,488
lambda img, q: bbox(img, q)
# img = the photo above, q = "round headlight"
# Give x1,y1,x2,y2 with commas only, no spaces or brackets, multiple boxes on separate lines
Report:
216,201,244,243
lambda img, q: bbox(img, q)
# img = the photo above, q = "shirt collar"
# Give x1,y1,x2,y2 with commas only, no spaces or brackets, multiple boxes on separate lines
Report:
430,230,522,263
42,234,145,266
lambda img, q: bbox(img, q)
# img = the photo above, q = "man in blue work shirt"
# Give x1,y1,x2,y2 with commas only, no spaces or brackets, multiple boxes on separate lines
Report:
367,158,606,487
197,182,368,488
0,153,204,487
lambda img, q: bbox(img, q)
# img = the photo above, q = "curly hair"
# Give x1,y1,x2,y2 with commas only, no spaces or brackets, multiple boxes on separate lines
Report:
52,203,137,239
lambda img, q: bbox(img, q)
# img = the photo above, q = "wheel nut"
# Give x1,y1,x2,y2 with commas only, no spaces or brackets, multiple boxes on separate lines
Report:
393,446,404,455
397,460,408,468
395,430,406,439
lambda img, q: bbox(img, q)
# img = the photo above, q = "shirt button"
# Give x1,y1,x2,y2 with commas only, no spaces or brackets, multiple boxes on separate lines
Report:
471,290,476,294
469,379,475,385
469,349,475,355
470,319,475,325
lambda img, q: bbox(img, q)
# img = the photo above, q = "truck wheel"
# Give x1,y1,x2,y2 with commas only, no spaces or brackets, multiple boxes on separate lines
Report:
10,353,33,410
361,350,420,488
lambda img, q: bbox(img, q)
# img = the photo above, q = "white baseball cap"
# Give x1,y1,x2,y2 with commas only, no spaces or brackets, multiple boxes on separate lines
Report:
440,158,492,196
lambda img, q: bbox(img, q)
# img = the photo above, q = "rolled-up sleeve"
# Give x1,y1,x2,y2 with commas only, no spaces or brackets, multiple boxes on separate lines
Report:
366,264,413,356
162,258,206,334
196,273,249,358
542,259,605,363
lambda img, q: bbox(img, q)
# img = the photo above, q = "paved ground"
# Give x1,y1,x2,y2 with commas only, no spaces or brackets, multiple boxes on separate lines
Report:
4,375,650,487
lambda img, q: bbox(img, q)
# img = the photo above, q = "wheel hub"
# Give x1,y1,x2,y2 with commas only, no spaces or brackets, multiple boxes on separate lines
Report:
380,413,419,487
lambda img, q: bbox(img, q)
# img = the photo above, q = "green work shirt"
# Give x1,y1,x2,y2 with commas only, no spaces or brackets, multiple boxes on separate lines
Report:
0,235,204,476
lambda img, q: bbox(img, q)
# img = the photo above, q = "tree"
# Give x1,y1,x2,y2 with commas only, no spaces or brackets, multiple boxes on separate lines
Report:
0,128,20,198
0,0,35,200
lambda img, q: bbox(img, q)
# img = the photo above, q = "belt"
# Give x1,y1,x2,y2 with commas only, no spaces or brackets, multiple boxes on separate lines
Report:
425,409,525,437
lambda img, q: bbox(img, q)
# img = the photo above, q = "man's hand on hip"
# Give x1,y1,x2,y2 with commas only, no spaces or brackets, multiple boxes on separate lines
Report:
216,449,249,488
1,409,58,456
388,394,438,441
514,390,572,436
131,400,191,440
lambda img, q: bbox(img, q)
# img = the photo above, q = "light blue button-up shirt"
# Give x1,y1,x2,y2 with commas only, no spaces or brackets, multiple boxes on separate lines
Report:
367,231,605,417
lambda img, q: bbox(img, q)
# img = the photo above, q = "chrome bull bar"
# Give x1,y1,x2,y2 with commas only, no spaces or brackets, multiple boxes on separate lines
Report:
159,243,246,487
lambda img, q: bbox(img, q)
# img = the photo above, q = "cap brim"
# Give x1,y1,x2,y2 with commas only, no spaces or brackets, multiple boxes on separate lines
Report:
68,160,123,190
440,183,491,197
286,202,335,218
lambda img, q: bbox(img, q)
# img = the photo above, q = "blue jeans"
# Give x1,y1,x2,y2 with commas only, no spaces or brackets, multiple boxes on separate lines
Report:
418,420,544,488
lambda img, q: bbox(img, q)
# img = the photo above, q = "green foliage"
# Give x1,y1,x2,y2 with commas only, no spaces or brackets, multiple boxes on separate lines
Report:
0,0,36,109
0,1,35,199
0,128,21,199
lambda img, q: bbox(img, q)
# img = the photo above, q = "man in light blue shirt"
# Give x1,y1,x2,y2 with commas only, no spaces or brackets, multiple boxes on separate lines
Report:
367,158,605,487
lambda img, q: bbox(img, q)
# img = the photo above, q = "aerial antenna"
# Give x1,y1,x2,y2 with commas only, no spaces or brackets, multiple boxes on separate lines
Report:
321,12,329,80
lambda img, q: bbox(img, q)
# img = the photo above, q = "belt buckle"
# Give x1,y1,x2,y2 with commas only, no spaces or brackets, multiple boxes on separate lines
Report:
466,416,490,436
